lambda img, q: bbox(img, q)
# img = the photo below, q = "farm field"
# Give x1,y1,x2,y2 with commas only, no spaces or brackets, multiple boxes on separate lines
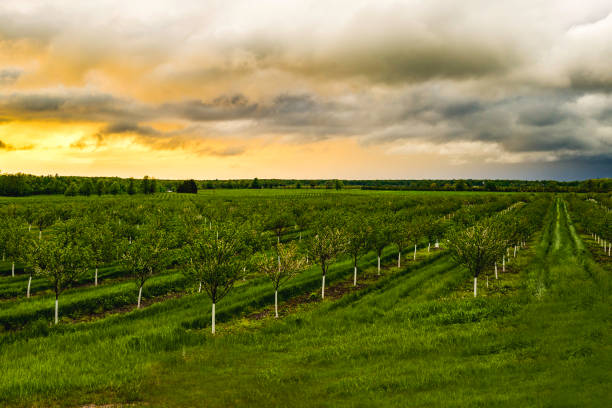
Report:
0,190,610,407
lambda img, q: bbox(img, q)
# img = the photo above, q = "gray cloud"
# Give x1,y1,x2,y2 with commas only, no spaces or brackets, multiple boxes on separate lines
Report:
0,69,21,86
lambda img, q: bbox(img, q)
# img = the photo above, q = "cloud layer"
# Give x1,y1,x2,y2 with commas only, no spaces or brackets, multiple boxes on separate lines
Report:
0,0,611,179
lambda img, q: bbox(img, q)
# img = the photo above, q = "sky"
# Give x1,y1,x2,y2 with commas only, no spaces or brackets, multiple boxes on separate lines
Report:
0,0,611,180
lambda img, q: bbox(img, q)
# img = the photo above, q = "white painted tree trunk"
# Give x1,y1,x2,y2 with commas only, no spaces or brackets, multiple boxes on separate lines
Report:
277,235,280,244
274,290,278,318
397,251,401,268
473,277,477,297
353,266,357,286
198,282,202,293
502,256,505,272
306,255,308,264
414,244,417,261
299,232,302,241
39,230,42,240
94,267,98,286
486,274,489,288
513,245,517,258
428,242,430,253
29,224,31,232
507,247,510,257
137,285,143,309
377,256,381,275
321,275,326,299
12,262,15,277
212,303,216,334
54,297,59,324
27,275,32,298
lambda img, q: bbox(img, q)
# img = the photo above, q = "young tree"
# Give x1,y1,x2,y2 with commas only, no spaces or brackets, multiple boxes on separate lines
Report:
266,211,294,244
122,227,169,309
4,217,30,277
446,217,506,297
85,223,114,286
307,224,345,299
34,210,55,240
422,215,444,253
186,223,249,334
30,238,92,324
256,242,306,318
390,214,413,269
344,215,370,285
369,214,392,275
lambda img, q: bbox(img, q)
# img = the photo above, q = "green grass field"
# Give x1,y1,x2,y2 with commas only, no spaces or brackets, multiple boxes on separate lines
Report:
0,192,609,407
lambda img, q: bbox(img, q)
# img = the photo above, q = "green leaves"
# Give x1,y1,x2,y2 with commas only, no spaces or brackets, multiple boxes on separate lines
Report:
256,242,307,291
446,217,506,278
30,237,92,296
122,226,170,288
306,224,346,275
183,222,251,303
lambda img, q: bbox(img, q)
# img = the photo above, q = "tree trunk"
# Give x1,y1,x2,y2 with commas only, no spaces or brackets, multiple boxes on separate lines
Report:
473,277,478,297
321,275,326,299
428,242,430,253
486,274,489,288
27,275,32,298
494,263,498,279
377,255,381,275
11,262,15,277
29,224,31,232
502,256,505,272
414,244,417,261
95,267,98,286
397,251,401,268
513,245,517,258
39,230,42,240
274,290,279,318
54,295,59,324
198,281,202,293
353,266,357,286
299,232,302,241
212,303,216,334
137,285,143,309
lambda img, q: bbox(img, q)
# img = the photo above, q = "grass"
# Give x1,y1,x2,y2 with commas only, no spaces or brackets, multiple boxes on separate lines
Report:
137,196,610,408
0,193,609,407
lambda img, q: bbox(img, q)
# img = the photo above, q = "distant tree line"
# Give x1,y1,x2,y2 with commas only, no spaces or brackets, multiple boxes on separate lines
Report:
0,171,609,196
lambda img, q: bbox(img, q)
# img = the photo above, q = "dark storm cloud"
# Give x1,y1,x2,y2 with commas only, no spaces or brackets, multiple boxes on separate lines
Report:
0,92,152,123
163,94,259,121
101,122,160,136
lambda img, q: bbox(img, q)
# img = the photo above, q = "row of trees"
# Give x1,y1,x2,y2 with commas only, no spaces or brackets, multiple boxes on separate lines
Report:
566,196,611,256
2,171,609,196
1,192,539,330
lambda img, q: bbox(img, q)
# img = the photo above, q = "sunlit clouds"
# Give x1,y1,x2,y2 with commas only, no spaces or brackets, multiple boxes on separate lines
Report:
1,0,611,179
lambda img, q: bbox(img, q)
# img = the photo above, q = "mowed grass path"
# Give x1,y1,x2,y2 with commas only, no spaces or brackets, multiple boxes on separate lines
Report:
139,197,610,407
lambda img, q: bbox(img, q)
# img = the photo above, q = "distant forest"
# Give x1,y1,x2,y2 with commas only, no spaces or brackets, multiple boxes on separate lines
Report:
0,172,609,197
